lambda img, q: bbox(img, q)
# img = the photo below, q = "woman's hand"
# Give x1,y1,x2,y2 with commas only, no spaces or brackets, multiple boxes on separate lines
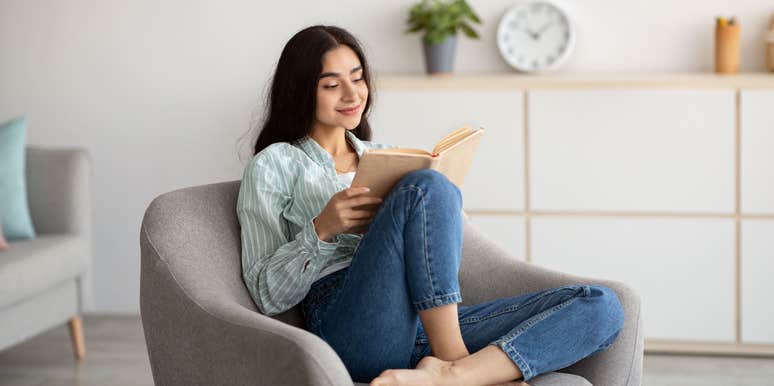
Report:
313,187,383,242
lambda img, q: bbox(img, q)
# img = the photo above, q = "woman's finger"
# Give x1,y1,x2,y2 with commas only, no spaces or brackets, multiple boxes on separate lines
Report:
343,196,383,208
341,187,371,199
346,219,371,228
347,210,375,220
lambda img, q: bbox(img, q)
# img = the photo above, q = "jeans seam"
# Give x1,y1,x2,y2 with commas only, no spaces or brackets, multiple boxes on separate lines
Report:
505,293,580,341
491,295,582,380
398,184,438,299
493,341,534,381
460,303,523,325
460,285,583,325
413,292,462,311
419,186,437,297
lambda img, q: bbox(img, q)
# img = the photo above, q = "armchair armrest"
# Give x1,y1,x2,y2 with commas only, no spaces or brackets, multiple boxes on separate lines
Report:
140,218,354,386
459,218,644,386
25,147,91,237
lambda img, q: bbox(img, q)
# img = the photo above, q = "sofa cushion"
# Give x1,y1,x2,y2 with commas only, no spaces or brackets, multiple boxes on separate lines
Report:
0,117,36,241
0,235,87,309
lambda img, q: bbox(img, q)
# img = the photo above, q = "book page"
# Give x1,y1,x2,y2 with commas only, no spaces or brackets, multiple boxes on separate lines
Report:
433,128,484,186
433,127,478,155
432,126,474,155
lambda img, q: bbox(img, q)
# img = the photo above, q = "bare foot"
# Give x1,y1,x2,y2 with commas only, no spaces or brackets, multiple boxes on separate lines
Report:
369,356,458,386
369,356,531,386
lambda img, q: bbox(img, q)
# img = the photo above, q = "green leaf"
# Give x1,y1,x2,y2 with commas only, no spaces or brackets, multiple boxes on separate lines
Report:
459,0,482,23
406,24,424,33
459,23,479,39
406,0,482,40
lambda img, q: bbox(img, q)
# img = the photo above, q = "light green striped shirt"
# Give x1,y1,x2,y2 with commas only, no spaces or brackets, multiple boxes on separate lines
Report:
237,130,393,316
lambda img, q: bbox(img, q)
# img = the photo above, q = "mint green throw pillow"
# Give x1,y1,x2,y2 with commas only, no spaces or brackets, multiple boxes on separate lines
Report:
0,117,36,240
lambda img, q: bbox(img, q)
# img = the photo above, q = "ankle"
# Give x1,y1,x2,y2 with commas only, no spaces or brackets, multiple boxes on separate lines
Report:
433,348,470,362
444,360,468,386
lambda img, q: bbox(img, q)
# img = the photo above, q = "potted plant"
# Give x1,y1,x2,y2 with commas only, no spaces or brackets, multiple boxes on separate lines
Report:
406,0,482,75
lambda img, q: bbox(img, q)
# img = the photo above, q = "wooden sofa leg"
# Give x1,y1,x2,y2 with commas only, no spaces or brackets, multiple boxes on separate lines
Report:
68,316,86,360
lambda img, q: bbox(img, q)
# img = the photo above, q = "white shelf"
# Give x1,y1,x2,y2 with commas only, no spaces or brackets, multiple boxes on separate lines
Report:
376,72,774,90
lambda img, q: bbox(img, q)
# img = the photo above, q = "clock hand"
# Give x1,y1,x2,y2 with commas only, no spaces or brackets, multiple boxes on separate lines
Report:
535,21,555,39
524,28,539,40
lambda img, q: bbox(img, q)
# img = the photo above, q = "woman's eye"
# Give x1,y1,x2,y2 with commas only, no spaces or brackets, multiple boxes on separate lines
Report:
323,78,363,89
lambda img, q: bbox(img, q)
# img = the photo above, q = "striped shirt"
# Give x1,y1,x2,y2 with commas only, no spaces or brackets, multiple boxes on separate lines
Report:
237,130,393,316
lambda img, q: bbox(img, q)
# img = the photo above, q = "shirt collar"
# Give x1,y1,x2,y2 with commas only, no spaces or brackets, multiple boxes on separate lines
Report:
296,130,368,175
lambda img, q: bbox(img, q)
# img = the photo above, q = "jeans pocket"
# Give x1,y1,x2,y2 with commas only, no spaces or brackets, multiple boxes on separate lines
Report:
301,268,350,335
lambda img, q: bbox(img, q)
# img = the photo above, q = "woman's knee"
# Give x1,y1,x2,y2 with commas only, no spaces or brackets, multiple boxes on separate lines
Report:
587,285,625,337
395,169,461,202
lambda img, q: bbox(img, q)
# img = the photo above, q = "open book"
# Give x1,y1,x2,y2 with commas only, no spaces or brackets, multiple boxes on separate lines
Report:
352,126,484,199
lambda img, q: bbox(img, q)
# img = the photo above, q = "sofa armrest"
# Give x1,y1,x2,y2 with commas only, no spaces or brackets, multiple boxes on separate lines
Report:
459,218,644,386
25,147,91,237
140,228,354,386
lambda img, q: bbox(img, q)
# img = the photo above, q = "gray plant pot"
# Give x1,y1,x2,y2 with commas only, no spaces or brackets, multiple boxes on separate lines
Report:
423,35,457,74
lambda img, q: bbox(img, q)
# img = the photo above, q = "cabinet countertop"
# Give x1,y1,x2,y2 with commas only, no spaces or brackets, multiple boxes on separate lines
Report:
375,72,774,90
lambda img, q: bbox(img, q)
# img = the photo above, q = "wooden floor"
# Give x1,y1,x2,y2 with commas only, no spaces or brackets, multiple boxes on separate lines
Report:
2,315,774,386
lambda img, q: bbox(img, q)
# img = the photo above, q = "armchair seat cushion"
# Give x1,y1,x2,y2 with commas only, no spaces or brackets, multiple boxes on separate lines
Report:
0,235,87,308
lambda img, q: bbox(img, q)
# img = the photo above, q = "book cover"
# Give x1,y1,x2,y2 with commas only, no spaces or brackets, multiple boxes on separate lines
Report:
351,126,484,199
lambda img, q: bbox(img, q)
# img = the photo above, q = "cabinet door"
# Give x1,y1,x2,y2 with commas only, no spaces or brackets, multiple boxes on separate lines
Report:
529,90,735,213
369,91,524,211
465,214,525,260
741,90,774,214
741,220,774,343
531,217,735,342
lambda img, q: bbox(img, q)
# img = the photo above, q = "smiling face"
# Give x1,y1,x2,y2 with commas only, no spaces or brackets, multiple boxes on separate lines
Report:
313,45,369,133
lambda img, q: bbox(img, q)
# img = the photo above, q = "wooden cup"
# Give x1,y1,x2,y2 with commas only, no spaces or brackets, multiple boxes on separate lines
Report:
715,23,740,74
768,35,774,73
766,15,774,72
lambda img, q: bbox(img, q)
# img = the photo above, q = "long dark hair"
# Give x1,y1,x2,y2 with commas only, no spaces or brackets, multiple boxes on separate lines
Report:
253,25,374,155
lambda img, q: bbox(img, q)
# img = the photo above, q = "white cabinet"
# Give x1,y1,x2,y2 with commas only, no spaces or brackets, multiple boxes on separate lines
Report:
529,90,735,213
741,220,774,344
741,90,774,214
531,217,736,342
465,214,525,260
369,91,524,211
375,76,774,352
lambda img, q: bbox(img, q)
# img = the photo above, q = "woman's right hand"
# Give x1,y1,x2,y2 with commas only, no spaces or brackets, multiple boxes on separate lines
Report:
313,187,383,242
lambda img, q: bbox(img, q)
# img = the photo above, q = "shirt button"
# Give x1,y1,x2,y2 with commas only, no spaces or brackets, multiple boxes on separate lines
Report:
434,299,442,306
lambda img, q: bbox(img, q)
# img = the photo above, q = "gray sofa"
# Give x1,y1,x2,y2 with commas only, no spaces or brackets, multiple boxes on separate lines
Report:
140,181,643,386
0,147,91,359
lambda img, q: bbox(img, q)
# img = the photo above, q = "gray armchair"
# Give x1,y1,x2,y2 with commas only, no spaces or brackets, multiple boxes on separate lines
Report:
0,147,91,359
140,181,643,386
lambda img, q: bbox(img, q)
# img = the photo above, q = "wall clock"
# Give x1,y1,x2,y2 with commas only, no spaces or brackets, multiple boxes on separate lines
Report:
497,0,576,73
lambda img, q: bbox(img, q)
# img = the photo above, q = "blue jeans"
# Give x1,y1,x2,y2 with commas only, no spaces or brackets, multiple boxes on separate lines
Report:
300,169,625,383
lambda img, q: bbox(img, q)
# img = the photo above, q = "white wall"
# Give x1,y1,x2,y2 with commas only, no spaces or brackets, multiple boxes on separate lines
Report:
1,0,772,313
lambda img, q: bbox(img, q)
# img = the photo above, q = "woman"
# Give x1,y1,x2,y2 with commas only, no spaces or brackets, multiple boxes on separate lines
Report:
237,25,625,386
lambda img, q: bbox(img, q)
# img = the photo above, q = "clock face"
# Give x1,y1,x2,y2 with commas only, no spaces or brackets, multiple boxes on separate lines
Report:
497,0,575,72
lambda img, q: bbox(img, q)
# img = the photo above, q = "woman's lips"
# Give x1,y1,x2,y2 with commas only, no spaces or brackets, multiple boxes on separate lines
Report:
336,104,361,115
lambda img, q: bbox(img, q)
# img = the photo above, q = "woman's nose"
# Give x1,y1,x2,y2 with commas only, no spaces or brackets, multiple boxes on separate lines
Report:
341,82,359,101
